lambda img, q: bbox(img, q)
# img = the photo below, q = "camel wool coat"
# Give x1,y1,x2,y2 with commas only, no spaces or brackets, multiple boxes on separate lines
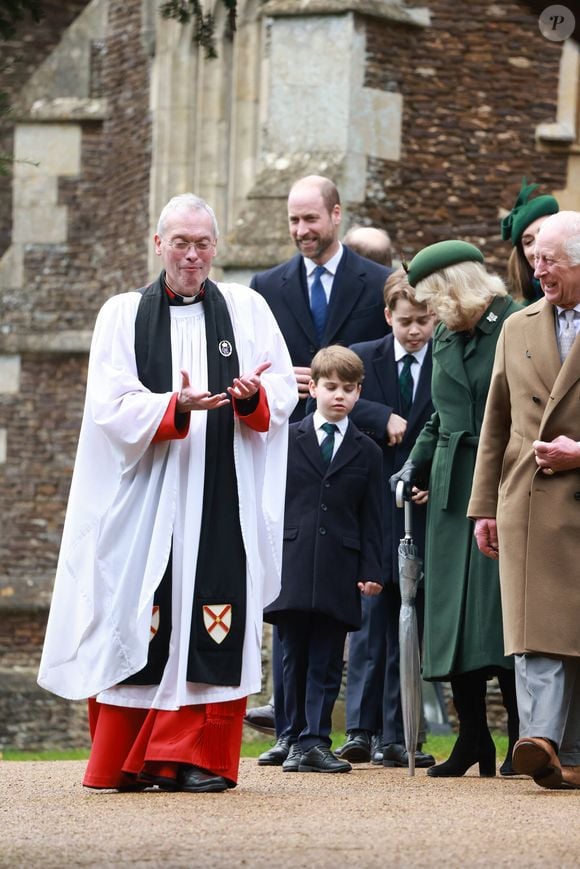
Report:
468,299,580,658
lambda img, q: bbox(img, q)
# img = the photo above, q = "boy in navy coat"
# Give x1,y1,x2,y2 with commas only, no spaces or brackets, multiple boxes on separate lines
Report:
264,346,383,773
336,270,437,769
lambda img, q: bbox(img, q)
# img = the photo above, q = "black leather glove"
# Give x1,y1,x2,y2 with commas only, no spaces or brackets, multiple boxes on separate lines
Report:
389,458,417,501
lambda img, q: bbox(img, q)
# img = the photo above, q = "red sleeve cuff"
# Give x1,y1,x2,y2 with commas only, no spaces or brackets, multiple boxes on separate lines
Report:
233,386,270,432
152,393,190,443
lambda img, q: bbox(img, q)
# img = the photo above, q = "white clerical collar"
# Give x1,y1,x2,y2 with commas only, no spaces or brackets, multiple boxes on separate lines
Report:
313,409,349,437
393,336,429,366
304,243,343,278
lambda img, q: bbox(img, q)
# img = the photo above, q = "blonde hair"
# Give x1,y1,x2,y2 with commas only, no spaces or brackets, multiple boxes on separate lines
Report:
414,261,506,330
311,345,364,384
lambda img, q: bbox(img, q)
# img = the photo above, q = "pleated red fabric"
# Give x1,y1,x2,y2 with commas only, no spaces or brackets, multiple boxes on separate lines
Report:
83,697,247,789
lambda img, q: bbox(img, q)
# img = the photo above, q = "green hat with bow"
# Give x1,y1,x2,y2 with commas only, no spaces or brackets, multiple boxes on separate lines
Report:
405,240,484,288
500,178,559,246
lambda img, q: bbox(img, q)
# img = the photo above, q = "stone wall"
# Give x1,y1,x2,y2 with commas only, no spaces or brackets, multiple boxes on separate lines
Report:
0,0,152,751
0,0,573,749
0,0,92,256
0,610,89,750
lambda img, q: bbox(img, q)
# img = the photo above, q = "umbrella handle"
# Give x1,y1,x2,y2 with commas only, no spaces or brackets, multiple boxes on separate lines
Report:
396,481,413,537
395,480,406,508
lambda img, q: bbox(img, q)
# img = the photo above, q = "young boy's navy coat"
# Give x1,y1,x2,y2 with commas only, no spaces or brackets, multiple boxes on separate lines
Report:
343,333,434,747
265,414,383,632
349,334,433,580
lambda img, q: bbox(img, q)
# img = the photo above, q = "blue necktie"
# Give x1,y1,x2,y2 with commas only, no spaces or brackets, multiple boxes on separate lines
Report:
399,354,415,417
320,422,337,466
310,265,327,342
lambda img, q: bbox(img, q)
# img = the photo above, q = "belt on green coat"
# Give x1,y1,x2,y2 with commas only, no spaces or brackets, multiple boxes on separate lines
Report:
437,430,479,509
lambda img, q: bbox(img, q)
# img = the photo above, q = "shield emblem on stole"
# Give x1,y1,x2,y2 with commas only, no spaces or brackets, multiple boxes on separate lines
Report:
202,604,232,644
150,605,160,641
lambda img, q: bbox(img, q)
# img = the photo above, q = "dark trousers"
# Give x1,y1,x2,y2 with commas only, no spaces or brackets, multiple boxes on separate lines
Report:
277,612,347,750
273,627,289,736
345,584,426,745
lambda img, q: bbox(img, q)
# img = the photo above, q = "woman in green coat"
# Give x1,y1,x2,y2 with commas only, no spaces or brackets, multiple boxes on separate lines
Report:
502,177,558,305
391,241,521,778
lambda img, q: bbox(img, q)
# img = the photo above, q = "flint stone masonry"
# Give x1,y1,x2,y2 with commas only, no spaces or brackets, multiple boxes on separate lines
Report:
0,0,576,750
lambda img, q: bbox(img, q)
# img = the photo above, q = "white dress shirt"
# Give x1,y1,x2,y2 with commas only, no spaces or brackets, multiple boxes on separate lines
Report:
313,409,348,462
393,337,429,402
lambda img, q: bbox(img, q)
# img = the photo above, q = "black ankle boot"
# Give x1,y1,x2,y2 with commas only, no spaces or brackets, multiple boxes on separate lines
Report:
499,738,517,776
427,729,496,777
427,671,496,778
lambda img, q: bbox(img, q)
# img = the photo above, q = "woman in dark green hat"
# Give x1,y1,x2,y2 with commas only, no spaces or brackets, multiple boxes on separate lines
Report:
391,241,521,778
501,178,559,305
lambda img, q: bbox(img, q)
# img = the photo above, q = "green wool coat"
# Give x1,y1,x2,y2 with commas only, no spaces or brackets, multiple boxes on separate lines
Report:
410,294,521,680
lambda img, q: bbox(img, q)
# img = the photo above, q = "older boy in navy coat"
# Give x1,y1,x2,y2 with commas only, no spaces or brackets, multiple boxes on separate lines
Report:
336,270,436,769
264,346,383,773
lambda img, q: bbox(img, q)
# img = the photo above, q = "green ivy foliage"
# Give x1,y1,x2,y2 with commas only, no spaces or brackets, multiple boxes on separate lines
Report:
160,0,237,59
0,0,43,40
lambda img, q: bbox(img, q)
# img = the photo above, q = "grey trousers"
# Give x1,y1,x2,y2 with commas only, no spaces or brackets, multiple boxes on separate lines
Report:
515,654,580,765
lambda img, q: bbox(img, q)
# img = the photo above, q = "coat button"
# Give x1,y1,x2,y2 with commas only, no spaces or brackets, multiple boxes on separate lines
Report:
324,481,331,488
532,396,541,404
318,527,327,535
309,345,316,354
321,503,328,511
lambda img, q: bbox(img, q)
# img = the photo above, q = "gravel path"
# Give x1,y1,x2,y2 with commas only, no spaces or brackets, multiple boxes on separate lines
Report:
1,759,579,867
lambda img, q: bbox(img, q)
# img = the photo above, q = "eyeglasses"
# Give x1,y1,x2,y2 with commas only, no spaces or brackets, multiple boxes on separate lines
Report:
164,238,215,253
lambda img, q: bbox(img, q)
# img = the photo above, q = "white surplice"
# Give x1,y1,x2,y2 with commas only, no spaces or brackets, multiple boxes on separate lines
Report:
38,282,297,707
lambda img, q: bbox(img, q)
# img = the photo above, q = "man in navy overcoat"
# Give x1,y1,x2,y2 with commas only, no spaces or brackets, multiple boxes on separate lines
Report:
338,273,436,768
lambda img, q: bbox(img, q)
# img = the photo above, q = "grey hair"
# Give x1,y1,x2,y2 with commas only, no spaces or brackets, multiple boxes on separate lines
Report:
157,193,219,239
414,261,506,330
562,215,580,266
539,211,580,266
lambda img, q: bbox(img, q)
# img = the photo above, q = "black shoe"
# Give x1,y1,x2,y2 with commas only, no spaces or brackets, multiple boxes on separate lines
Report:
138,772,180,791
244,703,276,736
257,736,290,766
116,781,149,792
383,743,435,769
282,743,302,772
427,732,496,778
371,734,384,765
298,745,352,773
178,765,230,793
334,732,371,763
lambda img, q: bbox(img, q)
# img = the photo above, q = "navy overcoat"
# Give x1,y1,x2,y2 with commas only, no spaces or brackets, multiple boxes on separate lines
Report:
265,415,383,631
250,247,391,420
348,334,433,583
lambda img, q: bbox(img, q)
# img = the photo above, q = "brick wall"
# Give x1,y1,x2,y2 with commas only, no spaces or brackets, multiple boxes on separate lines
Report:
96,0,152,292
356,0,568,272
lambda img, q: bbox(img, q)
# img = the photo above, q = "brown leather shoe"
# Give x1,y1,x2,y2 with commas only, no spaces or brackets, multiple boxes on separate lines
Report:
561,765,580,789
512,737,563,789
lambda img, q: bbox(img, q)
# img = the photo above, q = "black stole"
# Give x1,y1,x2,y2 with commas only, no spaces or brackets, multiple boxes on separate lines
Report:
127,272,247,687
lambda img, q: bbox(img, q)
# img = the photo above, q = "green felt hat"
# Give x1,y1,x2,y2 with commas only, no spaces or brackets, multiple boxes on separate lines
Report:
500,178,559,246
406,240,484,288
